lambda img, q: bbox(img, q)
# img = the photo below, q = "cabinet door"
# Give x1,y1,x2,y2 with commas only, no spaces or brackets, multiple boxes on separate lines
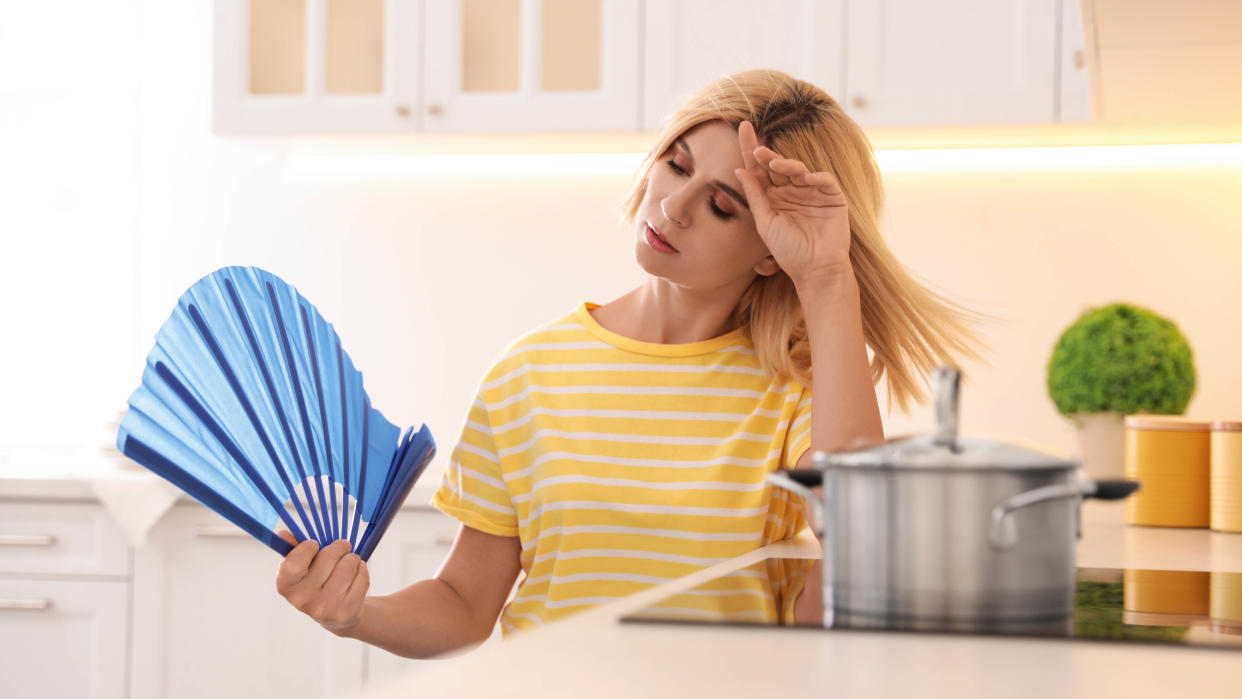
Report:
362,509,463,686
130,505,365,699
214,0,421,133
422,0,640,131
642,0,845,130
0,578,128,699
844,0,1058,126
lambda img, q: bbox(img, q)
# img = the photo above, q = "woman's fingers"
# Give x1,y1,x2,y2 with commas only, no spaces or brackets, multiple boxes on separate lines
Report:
341,560,371,617
753,146,793,186
303,539,352,589
275,539,319,593
736,121,772,187
320,553,361,601
276,529,299,547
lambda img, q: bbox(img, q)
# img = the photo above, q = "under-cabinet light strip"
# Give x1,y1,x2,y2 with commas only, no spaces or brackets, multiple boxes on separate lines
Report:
281,143,1242,179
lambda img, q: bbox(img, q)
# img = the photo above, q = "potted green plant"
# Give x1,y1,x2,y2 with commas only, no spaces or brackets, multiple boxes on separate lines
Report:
1046,302,1196,480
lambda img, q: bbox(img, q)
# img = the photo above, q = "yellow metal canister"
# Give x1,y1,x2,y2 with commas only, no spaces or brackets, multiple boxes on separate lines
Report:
1210,420,1242,533
1124,415,1211,527
1124,569,1210,616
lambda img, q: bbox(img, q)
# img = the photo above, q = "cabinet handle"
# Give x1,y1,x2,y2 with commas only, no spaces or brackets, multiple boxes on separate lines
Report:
427,104,443,116
434,531,456,547
395,104,411,118
851,96,868,109
0,598,52,611
1073,50,1085,70
194,525,249,538
0,534,57,547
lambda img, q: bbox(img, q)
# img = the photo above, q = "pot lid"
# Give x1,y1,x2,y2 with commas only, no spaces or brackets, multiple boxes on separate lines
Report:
814,367,1079,471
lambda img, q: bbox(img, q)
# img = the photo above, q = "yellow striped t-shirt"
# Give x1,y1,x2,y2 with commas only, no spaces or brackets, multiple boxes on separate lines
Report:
430,302,814,634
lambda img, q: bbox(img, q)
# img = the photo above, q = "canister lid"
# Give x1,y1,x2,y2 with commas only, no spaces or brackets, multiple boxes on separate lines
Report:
1124,415,1212,432
1212,420,1242,432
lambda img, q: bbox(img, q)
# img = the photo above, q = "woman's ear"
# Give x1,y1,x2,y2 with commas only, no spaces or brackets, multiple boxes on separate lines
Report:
754,255,780,277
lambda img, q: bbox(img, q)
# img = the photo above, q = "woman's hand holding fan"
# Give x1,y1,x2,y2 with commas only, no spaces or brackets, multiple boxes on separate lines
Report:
274,532,369,635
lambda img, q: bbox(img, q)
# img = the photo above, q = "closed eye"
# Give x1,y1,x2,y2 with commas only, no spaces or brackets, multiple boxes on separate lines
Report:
664,159,735,220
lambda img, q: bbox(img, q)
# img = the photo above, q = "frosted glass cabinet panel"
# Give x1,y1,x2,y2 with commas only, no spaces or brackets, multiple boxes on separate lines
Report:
462,0,522,92
249,0,306,94
325,0,385,94
542,0,602,91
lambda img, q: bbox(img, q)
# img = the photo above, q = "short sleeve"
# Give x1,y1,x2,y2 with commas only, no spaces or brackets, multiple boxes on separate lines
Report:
780,385,813,470
430,395,520,537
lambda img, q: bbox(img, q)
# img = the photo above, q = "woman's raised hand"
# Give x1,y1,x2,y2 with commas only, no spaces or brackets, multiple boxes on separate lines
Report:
733,120,852,286
274,530,369,635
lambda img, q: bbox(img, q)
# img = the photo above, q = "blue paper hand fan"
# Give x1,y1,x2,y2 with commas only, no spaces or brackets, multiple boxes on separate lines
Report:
117,266,435,560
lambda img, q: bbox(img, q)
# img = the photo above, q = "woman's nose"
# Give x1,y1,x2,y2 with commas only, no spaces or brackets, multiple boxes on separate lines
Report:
660,191,690,227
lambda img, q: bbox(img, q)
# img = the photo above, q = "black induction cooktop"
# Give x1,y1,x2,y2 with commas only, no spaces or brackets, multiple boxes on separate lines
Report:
621,561,1242,651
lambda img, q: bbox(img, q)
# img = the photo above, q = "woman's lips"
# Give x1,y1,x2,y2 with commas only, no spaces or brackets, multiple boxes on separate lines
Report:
646,224,679,253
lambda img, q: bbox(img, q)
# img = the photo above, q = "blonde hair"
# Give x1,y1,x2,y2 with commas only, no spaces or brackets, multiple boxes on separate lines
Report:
620,69,985,413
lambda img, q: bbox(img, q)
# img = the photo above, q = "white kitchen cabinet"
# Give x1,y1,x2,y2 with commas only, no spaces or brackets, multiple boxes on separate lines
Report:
843,0,1065,126
423,0,641,131
0,578,130,699
130,504,366,699
213,0,422,134
215,0,640,134
641,0,845,130
0,502,130,699
360,508,464,685
642,0,1088,130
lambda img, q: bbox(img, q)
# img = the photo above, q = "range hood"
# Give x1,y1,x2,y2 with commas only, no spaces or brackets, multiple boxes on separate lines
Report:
1081,0,1242,125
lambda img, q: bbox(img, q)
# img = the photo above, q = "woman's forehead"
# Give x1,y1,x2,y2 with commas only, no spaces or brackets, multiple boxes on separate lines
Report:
672,121,744,166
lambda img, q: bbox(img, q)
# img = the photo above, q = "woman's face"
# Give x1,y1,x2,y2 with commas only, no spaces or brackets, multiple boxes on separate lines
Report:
634,120,778,291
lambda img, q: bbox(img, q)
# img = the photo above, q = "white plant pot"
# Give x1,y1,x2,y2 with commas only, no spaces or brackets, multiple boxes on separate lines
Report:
1073,412,1126,481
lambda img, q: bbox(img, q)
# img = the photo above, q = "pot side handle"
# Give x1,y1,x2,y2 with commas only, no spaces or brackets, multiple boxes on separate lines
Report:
1091,479,1141,500
988,479,1141,550
766,471,824,538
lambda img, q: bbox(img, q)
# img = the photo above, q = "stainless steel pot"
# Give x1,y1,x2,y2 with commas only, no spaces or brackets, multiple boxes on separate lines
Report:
768,367,1139,634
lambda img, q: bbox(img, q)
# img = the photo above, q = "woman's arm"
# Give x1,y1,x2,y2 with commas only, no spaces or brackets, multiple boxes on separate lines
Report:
796,266,884,458
275,524,522,659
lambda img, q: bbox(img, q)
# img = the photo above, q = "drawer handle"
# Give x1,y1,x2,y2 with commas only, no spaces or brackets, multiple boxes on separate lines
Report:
194,525,249,538
434,531,456,547
0,598,53,611
0,534,57,547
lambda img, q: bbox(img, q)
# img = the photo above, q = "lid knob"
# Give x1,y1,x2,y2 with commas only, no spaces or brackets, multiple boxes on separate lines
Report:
932,366,961,451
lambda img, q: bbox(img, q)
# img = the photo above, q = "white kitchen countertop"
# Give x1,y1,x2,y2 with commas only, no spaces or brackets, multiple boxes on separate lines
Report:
358,502,1242,699
0,447,441,509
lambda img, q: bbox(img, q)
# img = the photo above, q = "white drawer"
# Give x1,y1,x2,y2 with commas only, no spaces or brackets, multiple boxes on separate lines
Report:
0,577,128,699
0,503,129,577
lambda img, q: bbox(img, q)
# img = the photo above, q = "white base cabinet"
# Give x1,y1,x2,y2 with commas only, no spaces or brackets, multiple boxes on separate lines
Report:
0,578,129,699
129,503,459,698
2,497,476,698
0,502,131,699
130,505,366,699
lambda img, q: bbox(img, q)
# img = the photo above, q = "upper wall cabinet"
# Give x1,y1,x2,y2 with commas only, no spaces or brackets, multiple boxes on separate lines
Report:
423,0,640,131
843,0,1080,126
215,0,639,134
214,0,422,133
641,0,844,131
215,0,1089,135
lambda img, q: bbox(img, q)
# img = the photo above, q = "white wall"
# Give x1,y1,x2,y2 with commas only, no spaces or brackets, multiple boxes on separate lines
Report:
2,2,1240,484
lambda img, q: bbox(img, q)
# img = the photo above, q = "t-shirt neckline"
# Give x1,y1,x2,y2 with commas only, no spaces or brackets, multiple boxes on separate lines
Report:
575,302,750,357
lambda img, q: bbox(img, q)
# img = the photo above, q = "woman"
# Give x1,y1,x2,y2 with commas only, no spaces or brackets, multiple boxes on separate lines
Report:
274,69,981,658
